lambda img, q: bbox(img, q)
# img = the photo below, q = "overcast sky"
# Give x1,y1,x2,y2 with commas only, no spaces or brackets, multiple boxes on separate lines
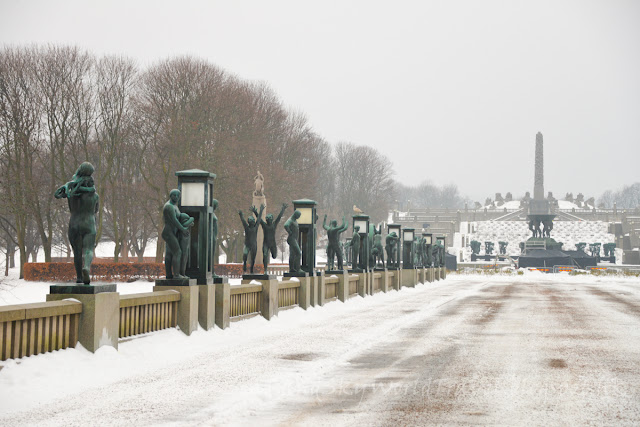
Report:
1,0,639,202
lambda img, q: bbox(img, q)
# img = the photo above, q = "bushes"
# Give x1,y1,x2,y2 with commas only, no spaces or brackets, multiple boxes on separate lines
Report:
24,262,164,282
24,262,290,281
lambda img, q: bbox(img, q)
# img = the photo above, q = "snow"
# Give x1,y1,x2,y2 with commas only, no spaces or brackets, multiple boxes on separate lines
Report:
483,200,595,210
1,271,640,425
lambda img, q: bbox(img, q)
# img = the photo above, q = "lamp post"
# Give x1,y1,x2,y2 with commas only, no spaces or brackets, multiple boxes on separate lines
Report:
387,223,401,269
402,228,415,269
176,169,217,285
352,214,370,271
292,199,317,274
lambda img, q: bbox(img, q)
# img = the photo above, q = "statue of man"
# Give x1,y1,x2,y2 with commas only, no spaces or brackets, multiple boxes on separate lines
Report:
54,162,99,284
385,232,399,267
284,210,302,273
542,219,553,238
323,214,349,270
253,171,265,197
161,189,194,279
212,199,220,277
351,225,361,269
260,203,288,271
371,225,385,268
239,204,264,274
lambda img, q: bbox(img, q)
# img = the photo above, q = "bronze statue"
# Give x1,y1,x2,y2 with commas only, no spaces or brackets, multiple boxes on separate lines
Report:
485,241,494,255
161,189,194,279
470,240,481,255
239,204,264,274
498,241,508,255
385,232,399,267
54,162,100,284
542,219,553,238
212,199,220,278
260,203,288,270
284,210,303,273
371,225,385,268
178,213,192,277
323,214,348,270
350,225,361,269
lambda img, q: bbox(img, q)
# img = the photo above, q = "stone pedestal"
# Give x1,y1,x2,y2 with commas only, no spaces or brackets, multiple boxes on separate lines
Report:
215,279,230,329
198,284,215,331
257,277,278,320
297,275,311,310
333,270,349,302
154,278,198,335
47,284,118,352
286,272,314,306
380,269,389,292
401,268,417,288
352,270,367,298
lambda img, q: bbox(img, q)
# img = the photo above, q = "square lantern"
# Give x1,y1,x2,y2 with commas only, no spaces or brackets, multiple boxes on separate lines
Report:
387,223,401,268
176,169,216,285
402,227,415,269
293,199,317,273
352,214,370,270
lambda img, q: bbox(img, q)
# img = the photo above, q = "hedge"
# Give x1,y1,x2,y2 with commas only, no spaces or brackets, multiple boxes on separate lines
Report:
24,262,165,282
24,262,290,282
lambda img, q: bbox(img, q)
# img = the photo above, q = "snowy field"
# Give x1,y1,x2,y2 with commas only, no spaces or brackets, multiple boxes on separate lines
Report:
1,271,640,425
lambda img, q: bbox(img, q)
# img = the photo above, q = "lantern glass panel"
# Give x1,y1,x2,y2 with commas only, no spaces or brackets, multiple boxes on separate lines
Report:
297,207,313,225
354,219,368,233
424,235,432,245
403,230,414,241
181,182,205,206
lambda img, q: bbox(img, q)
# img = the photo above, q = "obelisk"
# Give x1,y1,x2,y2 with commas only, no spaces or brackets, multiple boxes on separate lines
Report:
252,171,266,267
533,132,544,200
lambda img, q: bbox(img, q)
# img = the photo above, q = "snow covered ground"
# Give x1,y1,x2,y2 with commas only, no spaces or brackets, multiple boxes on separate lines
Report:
1,271,640,425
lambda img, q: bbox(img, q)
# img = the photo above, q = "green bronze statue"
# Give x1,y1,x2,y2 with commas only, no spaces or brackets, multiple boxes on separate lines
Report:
499,241,508,255
178,213,192,276
371,225,385,268
323,214,348,270
470,240,481,255
212,199,220,278
239,204,264,274
385,232,399,268
284,210,303,273
260,203,288,271
485,241,494,255
54,162,99,284
162,189,194,279
350,225,361,269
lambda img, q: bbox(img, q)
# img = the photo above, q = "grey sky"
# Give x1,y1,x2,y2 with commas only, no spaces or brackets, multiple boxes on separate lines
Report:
1,0,639,202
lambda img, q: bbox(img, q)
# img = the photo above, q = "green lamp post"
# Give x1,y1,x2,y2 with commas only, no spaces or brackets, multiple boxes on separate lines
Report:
402,227,415,269
176,169,217,285
352,214,370,271
292,199,317,274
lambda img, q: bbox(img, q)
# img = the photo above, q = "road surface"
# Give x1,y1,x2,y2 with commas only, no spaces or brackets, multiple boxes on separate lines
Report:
1,274,639,426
